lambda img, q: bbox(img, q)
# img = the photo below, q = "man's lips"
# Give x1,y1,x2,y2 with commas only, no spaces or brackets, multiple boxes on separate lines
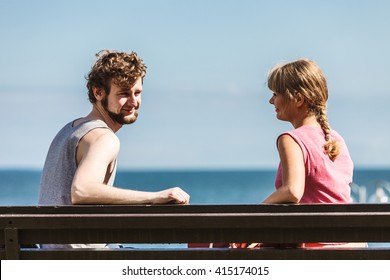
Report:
122,108,136,115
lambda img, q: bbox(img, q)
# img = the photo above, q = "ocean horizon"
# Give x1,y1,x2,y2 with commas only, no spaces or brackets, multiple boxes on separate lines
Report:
1,167,389,248
0,167,389,206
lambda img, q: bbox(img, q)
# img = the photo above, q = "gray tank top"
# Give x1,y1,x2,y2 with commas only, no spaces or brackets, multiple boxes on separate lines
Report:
39,119,117,205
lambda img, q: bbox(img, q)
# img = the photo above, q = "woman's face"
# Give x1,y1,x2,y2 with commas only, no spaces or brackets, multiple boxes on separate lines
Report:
269,91,295,122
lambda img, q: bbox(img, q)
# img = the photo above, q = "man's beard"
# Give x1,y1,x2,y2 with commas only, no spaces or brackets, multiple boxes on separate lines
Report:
102,97,138,125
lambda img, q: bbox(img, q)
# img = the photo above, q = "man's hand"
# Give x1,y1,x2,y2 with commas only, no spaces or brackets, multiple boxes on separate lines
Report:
152,187,190,205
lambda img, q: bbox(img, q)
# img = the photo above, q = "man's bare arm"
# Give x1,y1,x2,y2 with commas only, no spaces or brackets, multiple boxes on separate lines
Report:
71,129,189,205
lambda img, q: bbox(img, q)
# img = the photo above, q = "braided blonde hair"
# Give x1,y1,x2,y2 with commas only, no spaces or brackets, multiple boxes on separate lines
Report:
267,58,340,161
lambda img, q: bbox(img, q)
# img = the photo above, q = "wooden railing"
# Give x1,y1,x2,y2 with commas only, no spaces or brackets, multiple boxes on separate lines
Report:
1,204,390,259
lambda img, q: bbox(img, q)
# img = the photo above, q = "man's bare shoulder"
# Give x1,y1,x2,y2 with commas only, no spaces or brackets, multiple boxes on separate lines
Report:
75,127,120,165
83,127,119,146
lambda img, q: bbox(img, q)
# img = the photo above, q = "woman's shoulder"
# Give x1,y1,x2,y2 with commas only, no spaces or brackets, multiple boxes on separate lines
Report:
288,125,345,140
330,129,347,142
281,125,318,138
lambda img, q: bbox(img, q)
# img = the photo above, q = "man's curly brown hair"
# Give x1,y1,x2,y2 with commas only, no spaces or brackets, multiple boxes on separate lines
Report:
86,50,147,103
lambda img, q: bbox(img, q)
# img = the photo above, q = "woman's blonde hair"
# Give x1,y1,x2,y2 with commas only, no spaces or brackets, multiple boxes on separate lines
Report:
267,58,340,161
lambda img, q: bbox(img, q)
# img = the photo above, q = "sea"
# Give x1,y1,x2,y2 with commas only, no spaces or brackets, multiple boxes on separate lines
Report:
0,168,389,205
1,168,389,248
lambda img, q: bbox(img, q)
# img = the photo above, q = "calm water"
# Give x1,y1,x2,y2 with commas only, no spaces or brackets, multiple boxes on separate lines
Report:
0,168,389,205
1,168,389,248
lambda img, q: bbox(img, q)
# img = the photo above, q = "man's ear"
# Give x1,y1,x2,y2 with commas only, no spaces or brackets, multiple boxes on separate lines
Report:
92,87,105,101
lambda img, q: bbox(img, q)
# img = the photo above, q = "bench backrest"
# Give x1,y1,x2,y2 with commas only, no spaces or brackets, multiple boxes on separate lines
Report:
1,204,390,259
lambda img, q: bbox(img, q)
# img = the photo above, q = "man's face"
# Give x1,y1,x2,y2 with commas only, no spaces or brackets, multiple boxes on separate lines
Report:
101,78,143,125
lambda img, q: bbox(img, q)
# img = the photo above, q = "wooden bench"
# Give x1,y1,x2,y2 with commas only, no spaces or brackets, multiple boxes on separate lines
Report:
1,204,390,259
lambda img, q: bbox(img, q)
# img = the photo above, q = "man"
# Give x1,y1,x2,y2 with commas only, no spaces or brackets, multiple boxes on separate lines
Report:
39,50,190,206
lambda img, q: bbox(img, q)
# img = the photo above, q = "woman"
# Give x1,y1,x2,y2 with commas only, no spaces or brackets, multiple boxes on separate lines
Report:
259,58,364,248
265,58,353,205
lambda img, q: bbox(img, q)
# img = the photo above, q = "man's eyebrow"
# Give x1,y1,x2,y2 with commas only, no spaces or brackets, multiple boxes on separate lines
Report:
117,87,130,92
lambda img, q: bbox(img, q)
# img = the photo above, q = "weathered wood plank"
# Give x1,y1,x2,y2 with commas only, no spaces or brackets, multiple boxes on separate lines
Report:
1,204,390,259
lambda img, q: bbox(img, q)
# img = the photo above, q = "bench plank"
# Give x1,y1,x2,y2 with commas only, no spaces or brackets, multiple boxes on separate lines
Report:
1,204,390,259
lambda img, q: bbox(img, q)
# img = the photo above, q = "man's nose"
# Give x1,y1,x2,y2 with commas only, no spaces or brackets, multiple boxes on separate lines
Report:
127,94,137,106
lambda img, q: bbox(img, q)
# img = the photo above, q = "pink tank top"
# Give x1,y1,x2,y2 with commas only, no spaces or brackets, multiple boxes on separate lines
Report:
275,125,353,203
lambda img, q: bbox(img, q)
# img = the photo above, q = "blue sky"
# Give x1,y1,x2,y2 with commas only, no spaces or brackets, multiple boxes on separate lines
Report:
0,0,389,170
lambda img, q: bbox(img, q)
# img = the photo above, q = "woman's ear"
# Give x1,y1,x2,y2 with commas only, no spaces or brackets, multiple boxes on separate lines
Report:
295,93,305,107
